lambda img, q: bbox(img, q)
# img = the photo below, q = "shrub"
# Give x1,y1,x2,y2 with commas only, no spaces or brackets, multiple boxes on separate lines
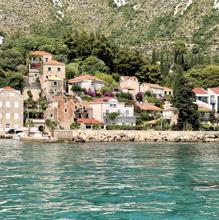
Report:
70,122,80,130
71,85,83,92
116,92,133,102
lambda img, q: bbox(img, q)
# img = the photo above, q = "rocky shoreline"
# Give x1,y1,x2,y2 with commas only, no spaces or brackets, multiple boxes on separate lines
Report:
54,130,219,143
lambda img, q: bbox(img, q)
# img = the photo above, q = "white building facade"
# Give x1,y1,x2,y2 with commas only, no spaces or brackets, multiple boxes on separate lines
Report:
87,97,136,125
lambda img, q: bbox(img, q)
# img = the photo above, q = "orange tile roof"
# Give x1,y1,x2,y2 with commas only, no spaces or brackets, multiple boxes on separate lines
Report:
120,76,138,81
143,83,164,89
88,97,115,104
1,86,15,91
69,74,104,84
77,118,104,125
193,88,208,95
44,60,64,65
209,87,219,94
30,51,52,56
135,103,162,111
163,87,173,92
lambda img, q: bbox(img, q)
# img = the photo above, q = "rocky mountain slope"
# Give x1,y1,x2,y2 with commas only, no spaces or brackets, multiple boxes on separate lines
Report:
0,0,218,52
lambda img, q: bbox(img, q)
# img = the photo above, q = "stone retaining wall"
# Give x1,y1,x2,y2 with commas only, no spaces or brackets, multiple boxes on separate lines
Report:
54,130,219,143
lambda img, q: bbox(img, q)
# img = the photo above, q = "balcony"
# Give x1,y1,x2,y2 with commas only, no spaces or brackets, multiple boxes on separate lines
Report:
29,63,42,70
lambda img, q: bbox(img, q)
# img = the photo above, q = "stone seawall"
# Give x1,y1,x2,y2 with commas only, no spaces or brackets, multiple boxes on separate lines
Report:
54,130,219,143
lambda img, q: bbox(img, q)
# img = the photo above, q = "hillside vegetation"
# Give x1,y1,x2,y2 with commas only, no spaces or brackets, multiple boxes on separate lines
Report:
0,0,219,53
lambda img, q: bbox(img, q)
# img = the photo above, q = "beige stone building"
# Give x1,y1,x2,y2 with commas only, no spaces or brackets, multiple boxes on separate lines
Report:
23,51,66,101
0,87,23,132
45,96,92,130
119,76,139,95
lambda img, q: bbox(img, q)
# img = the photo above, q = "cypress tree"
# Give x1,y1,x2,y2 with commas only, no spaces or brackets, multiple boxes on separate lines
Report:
172,66,200,130
151,49,157,65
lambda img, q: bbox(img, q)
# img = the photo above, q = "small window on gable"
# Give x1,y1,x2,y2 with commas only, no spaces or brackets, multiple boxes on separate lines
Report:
46,76,48,79
65,109,68,113
48,67,51,71
64,99,67,103
45,58,48,62
57,67,61,72
54,82,57,86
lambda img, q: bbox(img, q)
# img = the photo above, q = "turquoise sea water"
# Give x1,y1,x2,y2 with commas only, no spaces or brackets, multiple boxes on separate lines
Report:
0,140,218,220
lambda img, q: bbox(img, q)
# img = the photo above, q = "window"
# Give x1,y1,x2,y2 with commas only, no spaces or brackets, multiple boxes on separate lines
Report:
64,109,68,113
6,113,10,119
6,124,10,128
46,76,48,79
110,104,116,108
6,101,10,108
64,100,67,103
48,67,51,71
15,102,19,108
53,82,57,86
14,113,19,119
57,67,61,72
45,58,48,62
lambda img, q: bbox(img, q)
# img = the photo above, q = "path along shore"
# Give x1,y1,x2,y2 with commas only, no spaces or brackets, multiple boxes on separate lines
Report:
50,130,219,143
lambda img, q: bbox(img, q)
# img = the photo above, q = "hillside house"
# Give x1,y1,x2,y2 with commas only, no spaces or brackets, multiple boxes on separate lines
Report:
0,87,23,132
120,76,139,95
68,74,105,95
87,97,136,125
24,51,66,100
140,83,164,98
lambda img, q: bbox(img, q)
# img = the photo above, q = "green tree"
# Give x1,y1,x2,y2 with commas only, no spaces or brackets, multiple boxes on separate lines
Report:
151,49,157,65
185,65,219,88
172,39,187,66
114,47,143,76
172,67,200,130
80,56,109,74
45,119,57,137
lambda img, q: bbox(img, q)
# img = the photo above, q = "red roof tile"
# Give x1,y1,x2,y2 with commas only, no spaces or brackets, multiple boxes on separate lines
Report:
69,74,104,83
77,118,104,125
193,88,208,95
135,103,162,111
209,87,219,94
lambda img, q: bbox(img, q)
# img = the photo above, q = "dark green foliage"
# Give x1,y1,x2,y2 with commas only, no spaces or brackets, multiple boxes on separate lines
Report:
185,65,219,88
116,92,133,102
114,47,143,76
71,85,83,92
106,112,120,121
79,56,109,74
172,67,200,130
